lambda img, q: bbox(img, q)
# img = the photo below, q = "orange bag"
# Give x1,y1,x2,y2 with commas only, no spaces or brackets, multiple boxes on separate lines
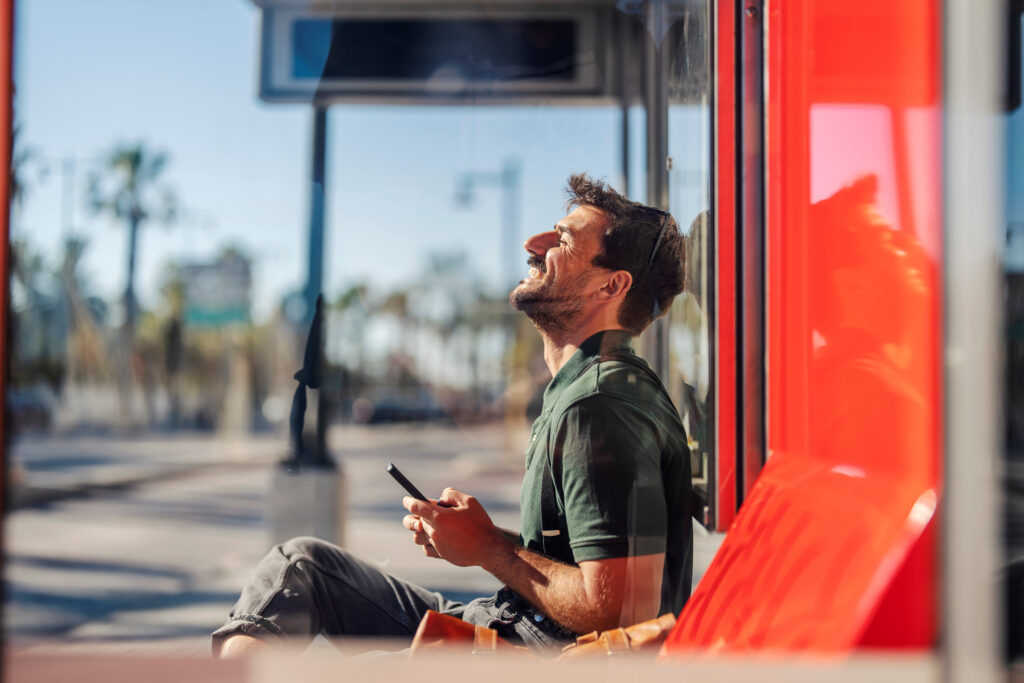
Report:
409,610,529,656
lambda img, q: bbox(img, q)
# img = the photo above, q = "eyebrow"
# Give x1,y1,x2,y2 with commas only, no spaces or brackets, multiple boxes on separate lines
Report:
554,224,576,237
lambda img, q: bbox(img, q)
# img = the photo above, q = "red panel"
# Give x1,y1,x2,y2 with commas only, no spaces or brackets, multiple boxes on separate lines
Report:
0,0,12,511
663,0,942,653
713,0,737,532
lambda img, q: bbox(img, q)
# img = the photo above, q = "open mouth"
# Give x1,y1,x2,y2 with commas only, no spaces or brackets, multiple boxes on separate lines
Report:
527,257,546,279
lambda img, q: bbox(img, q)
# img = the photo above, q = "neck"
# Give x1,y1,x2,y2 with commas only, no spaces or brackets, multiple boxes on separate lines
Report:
538,312,625,377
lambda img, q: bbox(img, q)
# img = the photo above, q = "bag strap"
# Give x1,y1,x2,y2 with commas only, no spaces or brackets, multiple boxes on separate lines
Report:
599,628,632,655
558,614,677,659
540,352,674,558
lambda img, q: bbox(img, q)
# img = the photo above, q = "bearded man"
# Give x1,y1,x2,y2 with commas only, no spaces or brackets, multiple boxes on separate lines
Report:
213,174,692,657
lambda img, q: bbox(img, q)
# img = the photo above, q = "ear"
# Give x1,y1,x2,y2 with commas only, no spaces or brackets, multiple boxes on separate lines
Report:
596,270,633,301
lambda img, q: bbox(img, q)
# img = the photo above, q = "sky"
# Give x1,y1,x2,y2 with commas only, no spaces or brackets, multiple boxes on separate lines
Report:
12,0,711,322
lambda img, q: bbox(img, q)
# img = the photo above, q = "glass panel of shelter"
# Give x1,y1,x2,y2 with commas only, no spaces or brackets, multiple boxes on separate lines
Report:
4,0,715,651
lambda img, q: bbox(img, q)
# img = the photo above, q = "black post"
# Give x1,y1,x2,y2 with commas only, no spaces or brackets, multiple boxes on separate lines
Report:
282,105,332,470
284,294,332,470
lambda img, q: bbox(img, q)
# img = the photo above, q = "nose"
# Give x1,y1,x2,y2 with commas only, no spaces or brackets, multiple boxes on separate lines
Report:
524,230,559,257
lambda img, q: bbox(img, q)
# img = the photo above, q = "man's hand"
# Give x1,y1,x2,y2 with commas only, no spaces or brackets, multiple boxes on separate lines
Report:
402,501,441,559
402,488,509,567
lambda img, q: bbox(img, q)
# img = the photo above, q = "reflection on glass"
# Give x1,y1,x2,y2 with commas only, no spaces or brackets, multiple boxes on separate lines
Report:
664,0,712,523
809,174,929,484
4,0,711,658
670,212,709,463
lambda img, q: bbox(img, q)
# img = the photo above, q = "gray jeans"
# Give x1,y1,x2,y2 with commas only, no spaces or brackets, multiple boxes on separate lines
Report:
211,537,577,656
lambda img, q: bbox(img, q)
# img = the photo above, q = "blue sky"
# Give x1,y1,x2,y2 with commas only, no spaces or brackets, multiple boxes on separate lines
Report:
12,0,709,321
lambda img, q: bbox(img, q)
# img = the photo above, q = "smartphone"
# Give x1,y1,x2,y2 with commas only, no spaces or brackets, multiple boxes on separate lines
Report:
386,462,430,502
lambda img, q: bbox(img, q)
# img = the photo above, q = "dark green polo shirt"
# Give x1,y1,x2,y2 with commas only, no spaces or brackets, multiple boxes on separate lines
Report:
519,330,693,617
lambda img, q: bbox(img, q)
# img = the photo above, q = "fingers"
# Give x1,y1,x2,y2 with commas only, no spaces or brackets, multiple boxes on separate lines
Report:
403,497,438,520
423,544,440,559
403,513,435,549
438,488,471,508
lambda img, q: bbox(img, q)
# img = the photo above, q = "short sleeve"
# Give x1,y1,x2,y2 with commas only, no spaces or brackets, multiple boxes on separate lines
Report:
553,396,668,562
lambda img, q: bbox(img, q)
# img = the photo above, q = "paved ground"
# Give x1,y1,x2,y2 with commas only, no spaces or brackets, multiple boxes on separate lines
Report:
5,432,283,507
4,424,723,657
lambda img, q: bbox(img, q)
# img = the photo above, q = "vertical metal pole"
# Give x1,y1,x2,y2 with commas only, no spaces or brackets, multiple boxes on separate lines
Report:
619,13,633,196
306,106,328,324
306,106,329,465
644,0,671,375
944,0,1004,679
737,0,765,503
645,4,670,211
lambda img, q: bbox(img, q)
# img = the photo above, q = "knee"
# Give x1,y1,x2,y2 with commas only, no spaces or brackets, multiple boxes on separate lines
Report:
278,536,352,568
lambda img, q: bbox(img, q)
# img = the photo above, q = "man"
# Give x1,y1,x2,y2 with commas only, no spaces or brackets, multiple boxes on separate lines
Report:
213,174,692,657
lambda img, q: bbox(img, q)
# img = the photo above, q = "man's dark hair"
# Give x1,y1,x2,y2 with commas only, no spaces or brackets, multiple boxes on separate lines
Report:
566,174,686,336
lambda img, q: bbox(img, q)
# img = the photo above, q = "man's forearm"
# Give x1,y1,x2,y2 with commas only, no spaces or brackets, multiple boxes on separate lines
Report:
403,490,659,633
480,536,619,634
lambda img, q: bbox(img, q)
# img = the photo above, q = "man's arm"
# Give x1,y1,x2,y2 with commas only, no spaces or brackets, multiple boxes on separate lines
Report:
403,489,664,634
484,539,665,633
498,527,520,545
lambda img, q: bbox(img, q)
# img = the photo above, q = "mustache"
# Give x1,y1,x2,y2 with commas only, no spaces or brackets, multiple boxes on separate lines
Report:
527,256,546,273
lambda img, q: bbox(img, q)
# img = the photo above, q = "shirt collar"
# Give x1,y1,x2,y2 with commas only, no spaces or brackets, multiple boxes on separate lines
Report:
542,329,635,407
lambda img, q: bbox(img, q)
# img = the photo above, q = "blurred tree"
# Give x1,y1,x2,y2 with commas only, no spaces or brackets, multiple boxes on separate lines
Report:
10,238,47,306
331,283,370,394
376,289,416,388
87,143,177,428
160,274,185,429
9,123,37,218
58,234,109,384
9,239,58,385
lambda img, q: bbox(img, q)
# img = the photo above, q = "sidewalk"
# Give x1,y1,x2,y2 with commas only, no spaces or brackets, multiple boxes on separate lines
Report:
3,424,722,656
6,431,284,508
3,424,525,655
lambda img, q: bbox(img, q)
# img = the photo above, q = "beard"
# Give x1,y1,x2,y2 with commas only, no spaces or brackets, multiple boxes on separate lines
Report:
509,256,587,338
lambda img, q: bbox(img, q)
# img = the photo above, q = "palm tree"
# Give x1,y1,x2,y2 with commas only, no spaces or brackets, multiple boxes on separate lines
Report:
87,143,176,427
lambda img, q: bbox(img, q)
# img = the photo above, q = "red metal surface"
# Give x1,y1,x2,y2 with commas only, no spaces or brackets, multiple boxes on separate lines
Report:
0,0,12,511
663,0,942,652
713,0,737,532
